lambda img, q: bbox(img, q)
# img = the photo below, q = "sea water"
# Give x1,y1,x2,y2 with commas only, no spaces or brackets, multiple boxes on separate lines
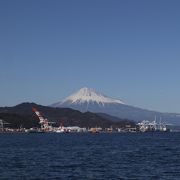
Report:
0,132,180,179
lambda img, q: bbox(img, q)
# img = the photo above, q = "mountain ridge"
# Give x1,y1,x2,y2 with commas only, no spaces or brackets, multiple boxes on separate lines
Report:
51,87,180,125
0,103,135,129
51,87,125,107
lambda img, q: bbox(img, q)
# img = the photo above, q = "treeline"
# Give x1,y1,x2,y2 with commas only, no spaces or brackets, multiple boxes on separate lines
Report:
0,113,39,129
0,103,136,129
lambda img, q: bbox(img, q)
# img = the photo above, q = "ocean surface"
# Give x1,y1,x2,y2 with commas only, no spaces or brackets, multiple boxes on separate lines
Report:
0,132,180,180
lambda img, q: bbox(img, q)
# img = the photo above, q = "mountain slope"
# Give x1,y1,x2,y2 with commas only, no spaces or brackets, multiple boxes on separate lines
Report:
51,87,125,108
51,87,180,125
0,103,135,128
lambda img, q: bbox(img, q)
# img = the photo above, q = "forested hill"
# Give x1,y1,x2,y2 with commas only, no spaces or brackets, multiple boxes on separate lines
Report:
0,103,135,129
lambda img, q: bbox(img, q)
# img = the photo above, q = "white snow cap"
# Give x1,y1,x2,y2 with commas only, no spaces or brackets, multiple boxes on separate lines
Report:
62,87,125,105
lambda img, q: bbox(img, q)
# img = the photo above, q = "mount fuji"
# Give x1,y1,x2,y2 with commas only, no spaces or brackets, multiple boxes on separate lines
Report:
52,87,125,108
51,87,180,125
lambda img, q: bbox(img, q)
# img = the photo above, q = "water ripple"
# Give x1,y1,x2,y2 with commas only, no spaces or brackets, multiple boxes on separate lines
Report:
0,133,180,179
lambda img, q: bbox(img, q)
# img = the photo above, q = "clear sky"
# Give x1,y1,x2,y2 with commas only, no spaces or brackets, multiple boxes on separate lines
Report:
0,0,180,113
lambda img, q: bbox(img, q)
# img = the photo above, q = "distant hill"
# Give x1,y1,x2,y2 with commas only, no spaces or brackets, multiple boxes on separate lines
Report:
51,87,180,125
0,113,39,129
0,103,135,129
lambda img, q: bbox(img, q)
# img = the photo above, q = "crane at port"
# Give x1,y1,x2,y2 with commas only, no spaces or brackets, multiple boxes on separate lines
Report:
32,107,52,131
0,119,10,132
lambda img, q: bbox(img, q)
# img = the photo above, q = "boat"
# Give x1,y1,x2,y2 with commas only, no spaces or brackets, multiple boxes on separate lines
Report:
137,119,170,132
25,128,45,133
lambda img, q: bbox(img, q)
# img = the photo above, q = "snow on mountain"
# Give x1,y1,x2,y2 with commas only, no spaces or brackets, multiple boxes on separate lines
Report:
52,87,125,107
50,87,180,124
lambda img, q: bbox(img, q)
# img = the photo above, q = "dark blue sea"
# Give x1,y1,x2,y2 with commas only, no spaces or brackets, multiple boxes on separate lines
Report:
0,132,180,180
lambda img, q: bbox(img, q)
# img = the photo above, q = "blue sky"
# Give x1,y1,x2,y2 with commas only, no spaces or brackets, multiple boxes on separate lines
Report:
0,0,180,113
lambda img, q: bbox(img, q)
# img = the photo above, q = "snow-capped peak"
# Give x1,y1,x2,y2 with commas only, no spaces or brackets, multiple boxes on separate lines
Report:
61,87,125,105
